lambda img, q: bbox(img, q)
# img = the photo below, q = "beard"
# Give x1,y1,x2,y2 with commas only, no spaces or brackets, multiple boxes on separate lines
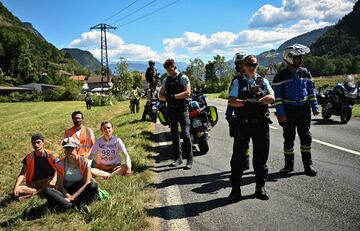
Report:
73,121,82,126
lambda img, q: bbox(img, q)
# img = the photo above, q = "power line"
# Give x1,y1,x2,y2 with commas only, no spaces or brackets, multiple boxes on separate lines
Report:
102,0,140,23
110,0,157,25
116,0,180,27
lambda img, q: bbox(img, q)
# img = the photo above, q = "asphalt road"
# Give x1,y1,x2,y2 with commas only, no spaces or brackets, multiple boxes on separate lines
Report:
149,98,360,231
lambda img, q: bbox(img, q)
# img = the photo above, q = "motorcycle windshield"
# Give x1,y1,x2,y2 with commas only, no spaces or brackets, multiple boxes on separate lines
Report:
344,88,358,99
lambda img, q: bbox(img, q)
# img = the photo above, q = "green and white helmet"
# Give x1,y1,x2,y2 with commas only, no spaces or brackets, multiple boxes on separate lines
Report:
283,44,310,65
344,75,356,88
233,52,246,64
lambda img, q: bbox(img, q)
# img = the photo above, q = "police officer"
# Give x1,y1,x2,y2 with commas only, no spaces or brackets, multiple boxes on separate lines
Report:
159,59,193,169
145,60,158,93
228,55,274,202
273,44,319,176
129,85,140,113
226,52,250,171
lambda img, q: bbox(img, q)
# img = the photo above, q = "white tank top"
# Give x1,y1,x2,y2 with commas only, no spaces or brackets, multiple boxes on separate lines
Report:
89,136,127,166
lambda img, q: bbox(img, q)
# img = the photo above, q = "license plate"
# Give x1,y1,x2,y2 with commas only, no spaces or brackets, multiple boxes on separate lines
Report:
192,118,202,128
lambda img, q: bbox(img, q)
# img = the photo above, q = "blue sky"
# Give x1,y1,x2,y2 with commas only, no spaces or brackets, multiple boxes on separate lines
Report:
2,0,356,63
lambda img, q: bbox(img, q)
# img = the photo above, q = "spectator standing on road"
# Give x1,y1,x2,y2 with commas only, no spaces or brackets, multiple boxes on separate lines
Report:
159,59,193,170
273,44,319,176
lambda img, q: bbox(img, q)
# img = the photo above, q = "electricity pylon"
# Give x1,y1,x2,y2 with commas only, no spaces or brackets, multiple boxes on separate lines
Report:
90,24,116,94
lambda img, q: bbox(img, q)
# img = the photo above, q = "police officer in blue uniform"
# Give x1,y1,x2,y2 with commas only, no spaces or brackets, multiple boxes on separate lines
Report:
159,59,193,170
226,52,250,170
228,55,275,202
272,44,319,176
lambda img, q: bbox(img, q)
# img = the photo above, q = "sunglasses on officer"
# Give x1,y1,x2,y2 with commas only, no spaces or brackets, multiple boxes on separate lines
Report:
245,62,258,68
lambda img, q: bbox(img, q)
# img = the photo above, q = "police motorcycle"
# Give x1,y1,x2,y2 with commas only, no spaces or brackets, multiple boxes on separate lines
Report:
192,89,208,108
157,99,218,155
317,75,359,124
142,88,159,122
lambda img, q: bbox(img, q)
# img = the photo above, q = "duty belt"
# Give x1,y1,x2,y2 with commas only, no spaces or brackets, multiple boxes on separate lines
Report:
236,117,265,124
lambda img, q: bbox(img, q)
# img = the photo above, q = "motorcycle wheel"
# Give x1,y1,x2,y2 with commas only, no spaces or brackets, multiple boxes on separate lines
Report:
321,102,332,120
340,108,352,124
197,136,209,154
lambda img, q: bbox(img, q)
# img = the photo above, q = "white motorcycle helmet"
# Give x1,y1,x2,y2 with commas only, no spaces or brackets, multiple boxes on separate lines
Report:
233,52,246,64
283,44,310,65
344,75,356,89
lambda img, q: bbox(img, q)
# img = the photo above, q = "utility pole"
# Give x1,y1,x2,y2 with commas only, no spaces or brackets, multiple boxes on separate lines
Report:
90,24,116,94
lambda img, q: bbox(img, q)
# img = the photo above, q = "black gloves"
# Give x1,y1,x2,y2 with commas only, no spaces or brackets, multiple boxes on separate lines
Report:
166,93,176,101
244,99,263,106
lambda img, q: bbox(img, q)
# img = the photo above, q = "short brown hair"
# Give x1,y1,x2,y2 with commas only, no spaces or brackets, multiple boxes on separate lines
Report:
163,59,176,69
100,121,113,130
72,111,83,119
244,55,257,63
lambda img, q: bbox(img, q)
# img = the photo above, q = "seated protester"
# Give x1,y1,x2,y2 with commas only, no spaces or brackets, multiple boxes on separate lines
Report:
43,137,98,210
12,134,58,200
64,111,95,157
89,121,132,179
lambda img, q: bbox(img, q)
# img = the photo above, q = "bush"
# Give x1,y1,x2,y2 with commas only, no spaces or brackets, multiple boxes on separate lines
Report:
91,95,117,106
218,90,229,99
43,85,82,101
0,91,43,102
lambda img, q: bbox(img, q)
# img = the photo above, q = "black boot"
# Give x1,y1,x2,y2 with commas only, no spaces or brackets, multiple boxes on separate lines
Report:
255,184,269,200
302,153,317,176
228,185,241,203
170,158,183,167
304,165,317,176
184,158,193,170
280,155,294,174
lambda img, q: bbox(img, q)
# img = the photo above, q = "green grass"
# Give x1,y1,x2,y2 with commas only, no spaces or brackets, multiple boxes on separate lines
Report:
0,101,157,231
205,93,220,99
353,104,360,117
314,74,360,89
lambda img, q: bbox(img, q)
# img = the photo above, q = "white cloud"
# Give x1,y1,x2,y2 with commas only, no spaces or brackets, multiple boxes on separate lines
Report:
69,0,354,63
69,31,161,62
249,0,355,28
162,18,330,57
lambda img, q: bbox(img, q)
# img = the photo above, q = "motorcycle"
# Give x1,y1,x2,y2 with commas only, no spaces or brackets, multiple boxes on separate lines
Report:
157,99,218,154
192,91,207,108
317,82,359,124
142,89,159,122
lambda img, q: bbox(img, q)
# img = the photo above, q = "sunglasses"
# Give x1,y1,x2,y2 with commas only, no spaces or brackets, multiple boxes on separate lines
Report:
245,63,258,68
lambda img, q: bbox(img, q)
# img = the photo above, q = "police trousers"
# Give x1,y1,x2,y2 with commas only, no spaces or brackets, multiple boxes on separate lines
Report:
282,104,313,165
167,107,193,160
230,120,269,187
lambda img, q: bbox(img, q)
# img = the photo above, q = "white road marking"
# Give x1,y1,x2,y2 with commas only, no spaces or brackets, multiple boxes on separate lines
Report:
312,138,360,156
218,110,223,113
157,132,190,231
269,126,360,156
166,185,191,231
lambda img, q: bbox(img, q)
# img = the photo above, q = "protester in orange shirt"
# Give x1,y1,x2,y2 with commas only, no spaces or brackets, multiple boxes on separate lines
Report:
64,111,95,157
12,134,59,200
